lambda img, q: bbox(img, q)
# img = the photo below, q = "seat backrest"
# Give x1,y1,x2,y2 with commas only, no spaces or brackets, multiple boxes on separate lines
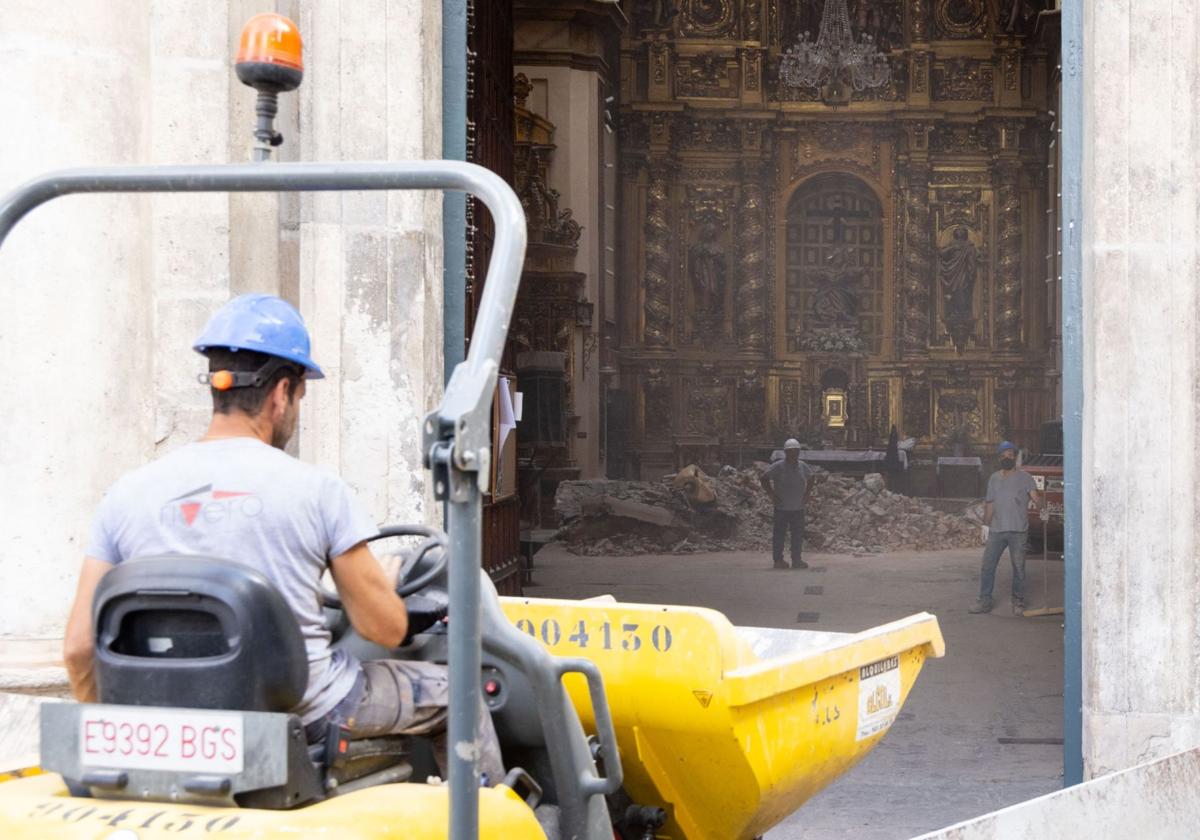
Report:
93,555,308,712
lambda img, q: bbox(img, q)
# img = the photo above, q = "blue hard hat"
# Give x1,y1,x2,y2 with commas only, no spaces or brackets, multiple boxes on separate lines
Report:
997,441,1017,454
193,294,324,379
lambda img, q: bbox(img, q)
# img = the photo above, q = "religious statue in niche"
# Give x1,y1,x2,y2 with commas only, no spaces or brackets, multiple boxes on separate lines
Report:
637,0,678,31
811,245,860,326
938,225,979,352
689,220,727,331
800,243,865,353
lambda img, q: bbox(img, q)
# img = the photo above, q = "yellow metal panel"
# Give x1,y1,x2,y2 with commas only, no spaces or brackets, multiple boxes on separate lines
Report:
500,596,944,840
0,775,546,839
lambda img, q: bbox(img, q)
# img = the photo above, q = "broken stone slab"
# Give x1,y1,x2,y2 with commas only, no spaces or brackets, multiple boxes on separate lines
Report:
671,464,718,505
863,473,885,494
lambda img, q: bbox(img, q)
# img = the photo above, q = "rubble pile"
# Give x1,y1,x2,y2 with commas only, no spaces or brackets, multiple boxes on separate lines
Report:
555,465,981,557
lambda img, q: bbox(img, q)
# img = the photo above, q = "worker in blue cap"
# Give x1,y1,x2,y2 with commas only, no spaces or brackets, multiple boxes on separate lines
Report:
969,441,1043,615
62,294,505,783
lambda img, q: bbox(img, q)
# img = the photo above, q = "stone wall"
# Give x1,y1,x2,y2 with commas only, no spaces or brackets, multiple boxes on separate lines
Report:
1082,0,1200,778
0,0,442,639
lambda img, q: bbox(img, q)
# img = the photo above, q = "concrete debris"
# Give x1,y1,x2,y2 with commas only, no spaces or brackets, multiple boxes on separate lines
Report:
556,465,982,557
863,472,886,494
670,464,717,505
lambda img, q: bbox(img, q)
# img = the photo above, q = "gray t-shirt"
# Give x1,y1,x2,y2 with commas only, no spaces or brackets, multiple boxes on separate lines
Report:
763,458,814,511
985,468,1038,532
86,438,378,725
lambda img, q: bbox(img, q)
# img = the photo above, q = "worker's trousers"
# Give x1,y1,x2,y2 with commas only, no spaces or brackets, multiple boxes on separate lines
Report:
978,530,1027,604
772,509,806,566
307,659,506,786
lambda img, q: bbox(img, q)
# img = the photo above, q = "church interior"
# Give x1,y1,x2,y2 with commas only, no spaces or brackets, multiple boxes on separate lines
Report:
481,0,1061,534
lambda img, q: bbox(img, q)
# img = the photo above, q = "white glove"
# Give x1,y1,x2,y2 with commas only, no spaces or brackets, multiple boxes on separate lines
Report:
981,525,990,543
1039,507,1051,523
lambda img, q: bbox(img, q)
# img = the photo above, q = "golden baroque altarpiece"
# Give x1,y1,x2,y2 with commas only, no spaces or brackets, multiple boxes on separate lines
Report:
617,0,1058,478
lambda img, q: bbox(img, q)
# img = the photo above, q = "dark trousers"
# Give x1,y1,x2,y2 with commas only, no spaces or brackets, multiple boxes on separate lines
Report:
772,509,806,566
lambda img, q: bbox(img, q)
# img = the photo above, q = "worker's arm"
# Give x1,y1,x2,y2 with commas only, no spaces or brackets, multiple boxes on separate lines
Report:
1030,488,1046,519
330,541,408,648
759,475,778,504
982,501,994,526
63,557,114,702
803,474,815,507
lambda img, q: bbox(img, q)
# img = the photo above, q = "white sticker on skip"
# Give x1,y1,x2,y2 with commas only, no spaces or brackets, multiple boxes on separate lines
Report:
856,655,901,741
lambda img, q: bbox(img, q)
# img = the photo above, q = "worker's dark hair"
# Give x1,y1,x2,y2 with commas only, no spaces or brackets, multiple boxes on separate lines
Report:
202,348,304,416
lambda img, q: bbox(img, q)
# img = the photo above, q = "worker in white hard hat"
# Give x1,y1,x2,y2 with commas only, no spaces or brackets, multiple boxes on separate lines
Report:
760,438,815,570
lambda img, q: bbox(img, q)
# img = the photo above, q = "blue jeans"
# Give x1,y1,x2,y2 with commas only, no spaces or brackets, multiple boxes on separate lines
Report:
979,530,1027,603
772,509,806,566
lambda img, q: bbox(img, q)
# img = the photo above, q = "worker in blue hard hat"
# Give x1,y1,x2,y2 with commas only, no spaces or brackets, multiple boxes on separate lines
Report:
969,441,1043,616
63,293,505,783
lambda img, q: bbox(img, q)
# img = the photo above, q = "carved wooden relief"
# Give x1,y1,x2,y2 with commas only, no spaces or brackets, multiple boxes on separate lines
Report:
642,166,673,347
675,52,740,98
902,368,931,440
933,0,988,40
778,378,801,436
870,380,891,441
932,58,994,102
685,373,731,437
738,369,766,436
934,388,984,447
643,366,672,436
679,0,736,38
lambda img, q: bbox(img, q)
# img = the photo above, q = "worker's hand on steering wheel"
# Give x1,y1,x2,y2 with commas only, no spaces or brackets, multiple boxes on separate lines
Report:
378,552,405,587
402,589,449,645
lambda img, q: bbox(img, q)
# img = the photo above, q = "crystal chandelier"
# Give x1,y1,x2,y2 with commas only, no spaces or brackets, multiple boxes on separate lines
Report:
779,0,891,95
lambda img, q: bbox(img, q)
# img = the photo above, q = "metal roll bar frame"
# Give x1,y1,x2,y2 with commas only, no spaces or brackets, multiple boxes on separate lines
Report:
0,160,569,839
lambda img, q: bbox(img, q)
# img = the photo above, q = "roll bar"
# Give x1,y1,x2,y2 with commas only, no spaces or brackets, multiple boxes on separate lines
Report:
0,160,525,840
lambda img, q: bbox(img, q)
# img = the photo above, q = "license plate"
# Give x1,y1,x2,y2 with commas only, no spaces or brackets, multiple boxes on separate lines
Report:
79,707,245,774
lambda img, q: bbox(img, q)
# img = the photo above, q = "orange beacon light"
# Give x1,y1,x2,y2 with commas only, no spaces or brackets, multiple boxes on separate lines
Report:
235,14,303,160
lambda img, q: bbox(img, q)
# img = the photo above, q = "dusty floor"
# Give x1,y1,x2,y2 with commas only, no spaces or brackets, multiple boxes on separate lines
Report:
528,542,1065,840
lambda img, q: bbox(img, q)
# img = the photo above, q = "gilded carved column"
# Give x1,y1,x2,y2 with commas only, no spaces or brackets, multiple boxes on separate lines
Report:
995,161,1023,349
901,163,933,353
642,163,673,348
911,0,928,42
736,178,766,351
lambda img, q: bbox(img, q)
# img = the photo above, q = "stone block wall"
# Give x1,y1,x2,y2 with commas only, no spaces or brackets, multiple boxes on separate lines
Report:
0,0,443,638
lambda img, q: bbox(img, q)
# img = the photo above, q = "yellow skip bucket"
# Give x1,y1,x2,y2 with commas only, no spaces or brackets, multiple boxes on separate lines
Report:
500,597,946,840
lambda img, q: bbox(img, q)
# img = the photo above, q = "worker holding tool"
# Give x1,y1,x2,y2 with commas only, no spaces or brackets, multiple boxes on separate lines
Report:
969,441,1043,615
761,438,815,570
62,293,505,784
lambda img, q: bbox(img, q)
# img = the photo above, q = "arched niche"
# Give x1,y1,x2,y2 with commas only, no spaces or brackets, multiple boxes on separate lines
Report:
782,173,886,356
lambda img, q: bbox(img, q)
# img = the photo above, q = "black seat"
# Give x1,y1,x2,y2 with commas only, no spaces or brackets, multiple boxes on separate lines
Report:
94,555,308,710
89,555,411,807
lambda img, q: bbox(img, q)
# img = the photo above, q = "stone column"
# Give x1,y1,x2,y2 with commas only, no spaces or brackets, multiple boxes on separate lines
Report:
1082,0,1200,779
994,160,1023,349
900,162,933,353
736,171,767,351
0,0,154,639
642,162,673,347
295,0,444,525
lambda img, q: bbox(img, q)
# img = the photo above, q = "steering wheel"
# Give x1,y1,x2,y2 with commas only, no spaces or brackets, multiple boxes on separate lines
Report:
321,523,450,610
